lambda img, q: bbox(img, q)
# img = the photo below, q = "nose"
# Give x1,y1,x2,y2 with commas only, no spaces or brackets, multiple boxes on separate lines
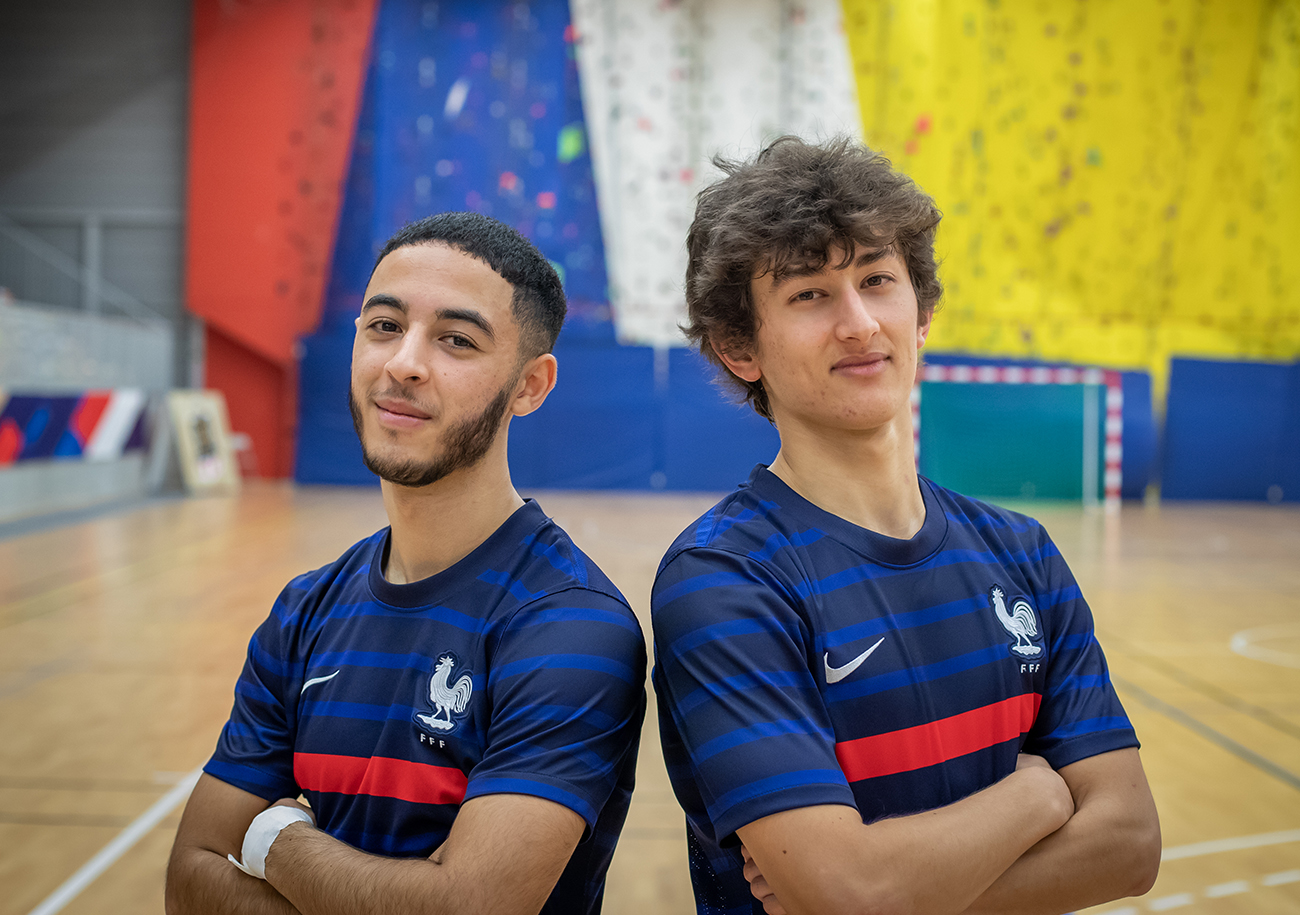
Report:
833,280,881,341
384,332,430,384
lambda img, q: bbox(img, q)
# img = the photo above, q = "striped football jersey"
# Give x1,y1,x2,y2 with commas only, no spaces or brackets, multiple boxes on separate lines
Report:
652,466,1137,913
207,500,646,914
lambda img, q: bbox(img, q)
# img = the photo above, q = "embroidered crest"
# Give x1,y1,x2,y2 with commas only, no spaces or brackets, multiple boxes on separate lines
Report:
415,654,473,733
990,585,1043,658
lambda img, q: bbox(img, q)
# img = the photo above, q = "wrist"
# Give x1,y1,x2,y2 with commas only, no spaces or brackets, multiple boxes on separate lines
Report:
228,806,314,880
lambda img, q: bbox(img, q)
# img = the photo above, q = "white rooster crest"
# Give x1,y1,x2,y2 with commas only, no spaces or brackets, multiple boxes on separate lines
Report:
416,654,473,732
990,585,1042,658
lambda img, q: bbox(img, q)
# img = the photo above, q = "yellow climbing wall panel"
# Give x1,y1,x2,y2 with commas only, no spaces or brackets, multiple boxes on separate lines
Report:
842,0,1300,389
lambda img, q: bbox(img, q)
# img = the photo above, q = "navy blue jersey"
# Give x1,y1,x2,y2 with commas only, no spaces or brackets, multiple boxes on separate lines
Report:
652,466,1138,914
206,500,646,914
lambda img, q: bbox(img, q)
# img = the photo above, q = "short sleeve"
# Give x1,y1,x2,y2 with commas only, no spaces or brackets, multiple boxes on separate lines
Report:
652,548,855,845
464,587,647,832
204,588,300,800
1023,528,1139,768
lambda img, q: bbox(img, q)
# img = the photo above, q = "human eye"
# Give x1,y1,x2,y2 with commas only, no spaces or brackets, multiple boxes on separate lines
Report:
864,273,892,288
443,332,477,350
790,288,821,303
368,316,402,334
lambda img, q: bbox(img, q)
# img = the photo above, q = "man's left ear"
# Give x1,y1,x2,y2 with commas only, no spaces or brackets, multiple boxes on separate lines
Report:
511,353,558,417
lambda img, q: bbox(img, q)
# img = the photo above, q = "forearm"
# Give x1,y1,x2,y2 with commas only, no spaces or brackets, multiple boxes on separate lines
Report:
964,752,1161,915
263,823,443,915
850,768,1072,915
166,844,301,915
963,810,1158,915
263,796,577,915
741,765,1074,915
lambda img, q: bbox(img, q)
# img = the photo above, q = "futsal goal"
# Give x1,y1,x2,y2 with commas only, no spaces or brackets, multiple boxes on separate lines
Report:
913,363,1122,511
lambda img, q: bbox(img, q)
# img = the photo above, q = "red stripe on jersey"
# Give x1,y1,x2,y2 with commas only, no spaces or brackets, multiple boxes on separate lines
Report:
835,693,1041,782
294,753,468,805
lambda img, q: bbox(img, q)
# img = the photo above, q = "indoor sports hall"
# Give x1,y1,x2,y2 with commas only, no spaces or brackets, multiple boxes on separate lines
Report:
1,2,1297,914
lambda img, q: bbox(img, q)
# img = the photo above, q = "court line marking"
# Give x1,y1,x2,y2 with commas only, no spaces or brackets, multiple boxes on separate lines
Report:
25,765,202,915
1162,828,1300,860
1230,623,1300,670
1204,879,1249,897
1105,632,1300,741
1113,675,1300,792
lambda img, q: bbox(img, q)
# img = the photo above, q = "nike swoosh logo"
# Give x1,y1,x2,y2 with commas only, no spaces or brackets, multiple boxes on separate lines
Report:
824,637,885,684
300,670,340,695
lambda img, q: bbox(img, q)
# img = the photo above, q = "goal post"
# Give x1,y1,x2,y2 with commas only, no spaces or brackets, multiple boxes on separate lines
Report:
913,364,1122,511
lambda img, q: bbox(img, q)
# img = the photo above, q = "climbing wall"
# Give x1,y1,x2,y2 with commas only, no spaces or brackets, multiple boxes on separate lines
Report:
841,0,1300,389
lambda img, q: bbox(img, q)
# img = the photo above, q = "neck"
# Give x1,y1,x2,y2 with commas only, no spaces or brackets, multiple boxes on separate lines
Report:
768,407,925,540
380,444,524,584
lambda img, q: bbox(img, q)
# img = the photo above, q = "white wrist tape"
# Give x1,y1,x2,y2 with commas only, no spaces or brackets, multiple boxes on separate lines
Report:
228,806,314,880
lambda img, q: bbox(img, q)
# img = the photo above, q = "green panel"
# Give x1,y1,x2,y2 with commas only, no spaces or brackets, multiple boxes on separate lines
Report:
919,383,1101,501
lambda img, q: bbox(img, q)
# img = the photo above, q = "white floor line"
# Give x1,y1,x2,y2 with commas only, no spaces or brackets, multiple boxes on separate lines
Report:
1204,879,1250,897
1161,827,1300,861
1262,869,1300,886
26,765,203,915
1147,892,1194,910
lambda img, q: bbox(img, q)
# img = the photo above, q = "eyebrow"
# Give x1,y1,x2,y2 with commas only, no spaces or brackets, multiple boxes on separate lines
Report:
361,293,406,314
775,246,896,282
436,307,496,343
361,295,498,343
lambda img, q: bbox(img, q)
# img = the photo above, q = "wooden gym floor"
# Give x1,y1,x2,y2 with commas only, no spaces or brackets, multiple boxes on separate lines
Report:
1,482,1297,914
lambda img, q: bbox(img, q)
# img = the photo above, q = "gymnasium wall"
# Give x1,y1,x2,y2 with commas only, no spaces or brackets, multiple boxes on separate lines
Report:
182,0,1299,501
0,0,189,522
293,0,786,491
840,0,1300,501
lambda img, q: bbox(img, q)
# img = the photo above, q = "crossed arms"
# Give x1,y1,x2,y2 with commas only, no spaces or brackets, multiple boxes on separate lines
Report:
165,774,584,915
737,748,1160,915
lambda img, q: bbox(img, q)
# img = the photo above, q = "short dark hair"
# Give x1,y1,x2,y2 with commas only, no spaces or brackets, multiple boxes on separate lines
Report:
375,211,566,359
683,136,943,421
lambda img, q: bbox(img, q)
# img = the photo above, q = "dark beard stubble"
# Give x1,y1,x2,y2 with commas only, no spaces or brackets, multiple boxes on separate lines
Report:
348,375,518,488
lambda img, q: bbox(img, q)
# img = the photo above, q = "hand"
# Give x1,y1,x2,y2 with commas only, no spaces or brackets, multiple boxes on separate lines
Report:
741,844,788,915
1015,752,1052,773
270,797,316,826
1015,754,1074,831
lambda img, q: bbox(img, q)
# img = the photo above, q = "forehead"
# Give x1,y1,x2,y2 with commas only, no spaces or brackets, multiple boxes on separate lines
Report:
366,242,515,315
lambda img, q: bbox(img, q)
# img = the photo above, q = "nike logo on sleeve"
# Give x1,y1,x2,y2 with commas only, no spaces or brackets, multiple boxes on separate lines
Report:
824,637,885,684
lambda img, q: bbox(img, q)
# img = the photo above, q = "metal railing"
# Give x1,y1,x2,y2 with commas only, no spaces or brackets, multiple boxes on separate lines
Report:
0,210,167,325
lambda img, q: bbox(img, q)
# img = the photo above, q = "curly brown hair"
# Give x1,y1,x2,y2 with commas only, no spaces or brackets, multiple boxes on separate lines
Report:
683,136,943,421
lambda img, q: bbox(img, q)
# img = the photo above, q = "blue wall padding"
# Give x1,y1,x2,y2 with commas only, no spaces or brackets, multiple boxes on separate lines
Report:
296,333,374,486
510,346,779,491
1162,358,1299,501
923,354,1156,497
663,348,780,491
1119,371,1156,500
510,344,657,489
1283,364,1300,501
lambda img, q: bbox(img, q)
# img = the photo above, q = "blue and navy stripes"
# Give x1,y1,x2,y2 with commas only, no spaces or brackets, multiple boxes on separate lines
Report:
207,499,645,915
652,466,1138,913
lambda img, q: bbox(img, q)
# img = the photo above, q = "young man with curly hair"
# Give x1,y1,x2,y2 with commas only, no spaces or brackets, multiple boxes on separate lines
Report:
651,137,1160,915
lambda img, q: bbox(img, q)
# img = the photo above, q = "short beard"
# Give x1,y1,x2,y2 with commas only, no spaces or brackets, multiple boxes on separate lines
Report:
348,375,517,488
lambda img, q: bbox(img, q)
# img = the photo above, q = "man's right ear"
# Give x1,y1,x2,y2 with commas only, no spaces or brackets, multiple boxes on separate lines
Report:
713,343,762,384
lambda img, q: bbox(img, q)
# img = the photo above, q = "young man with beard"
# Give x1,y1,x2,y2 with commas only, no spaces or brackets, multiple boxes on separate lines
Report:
167,212,646,915
651,138,1160,915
